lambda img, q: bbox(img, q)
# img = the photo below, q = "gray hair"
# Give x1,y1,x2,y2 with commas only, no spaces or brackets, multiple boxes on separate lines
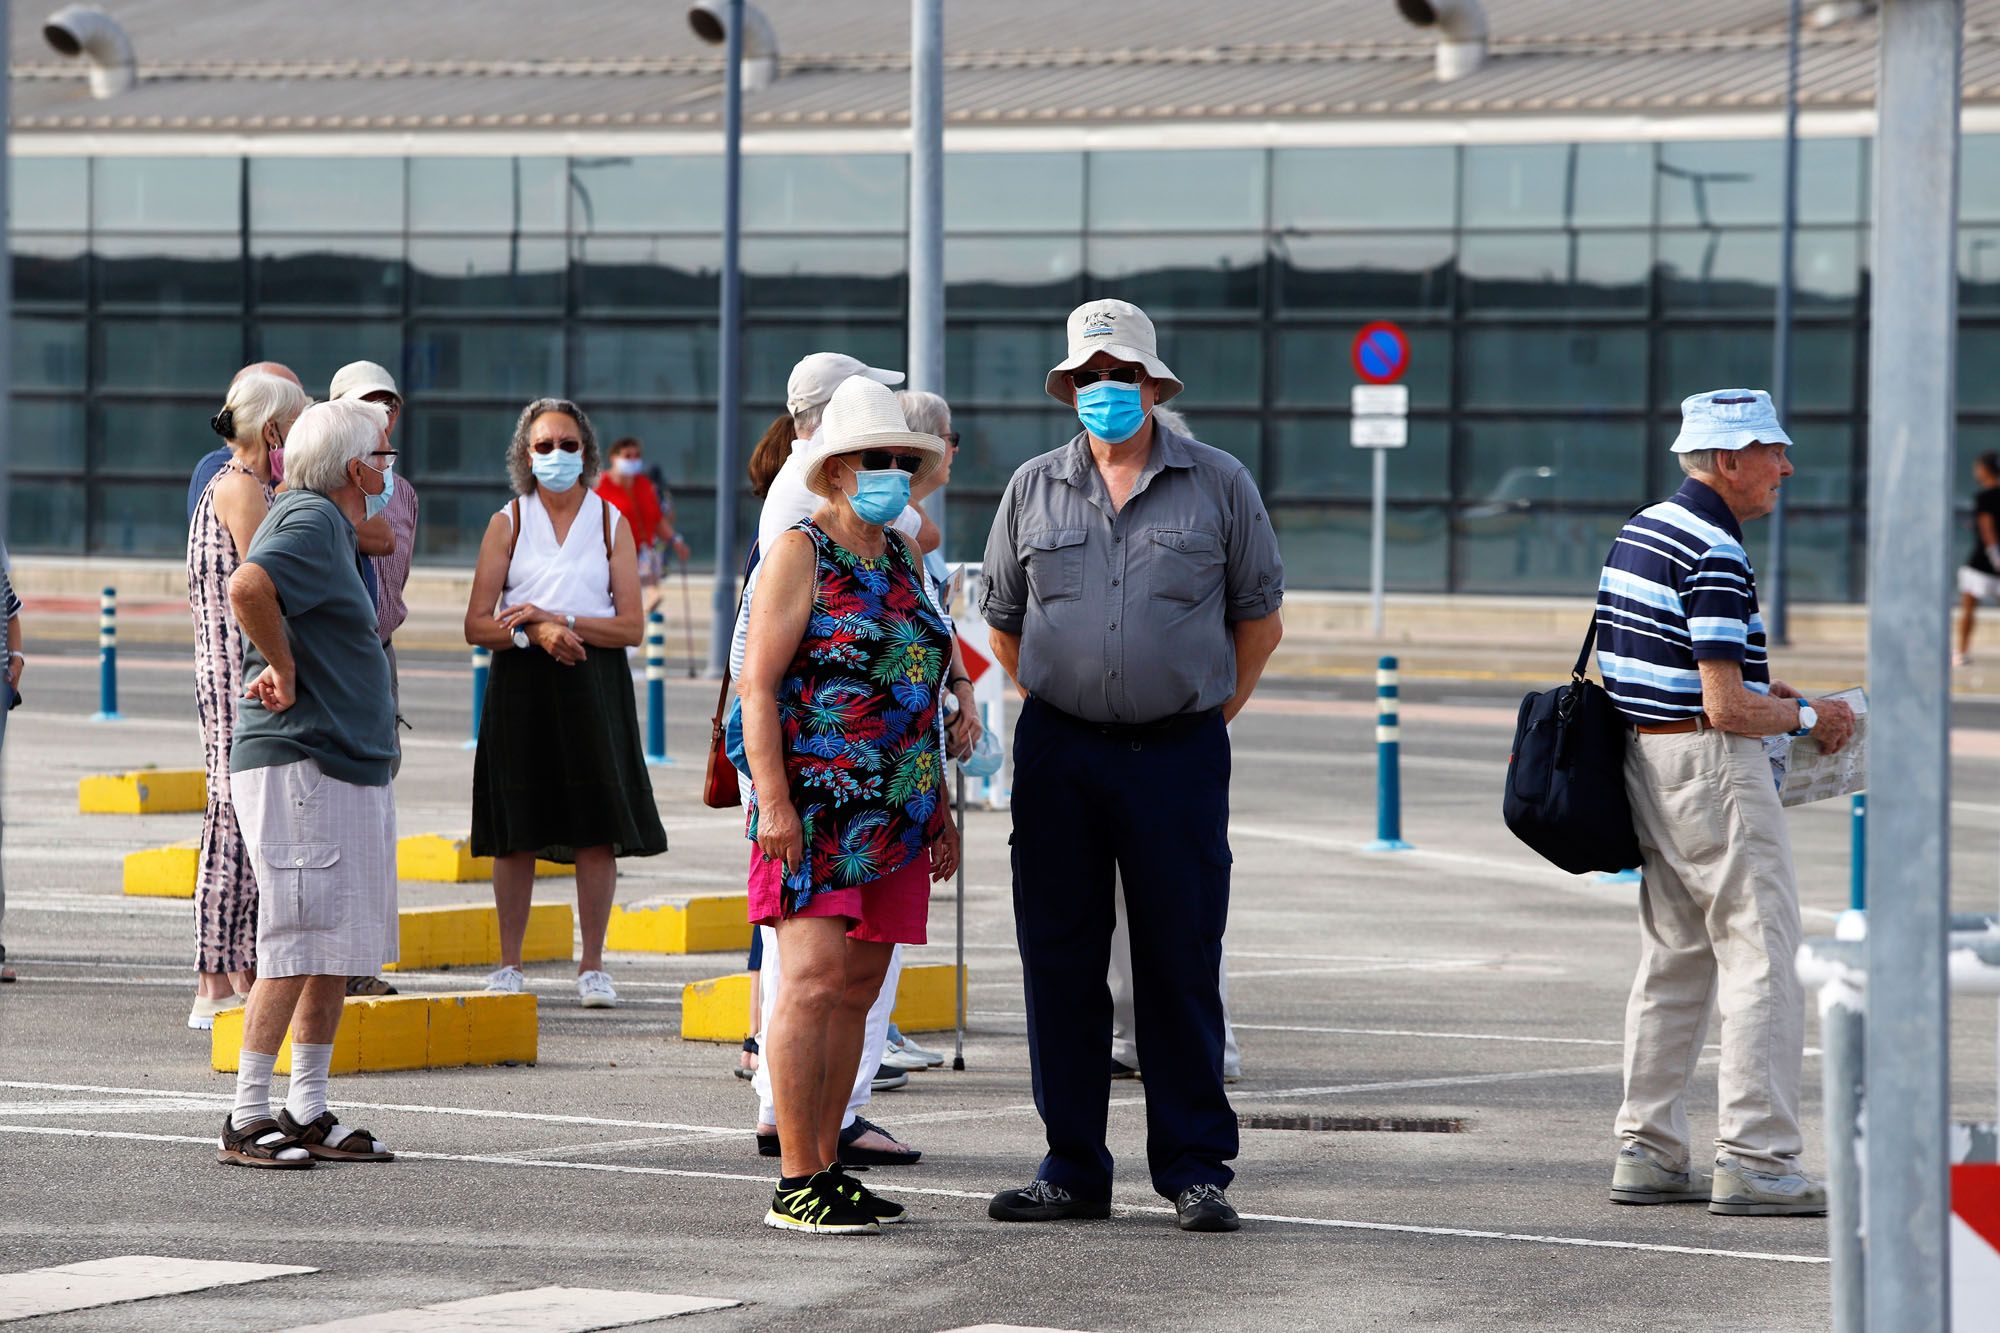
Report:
1677,448,1722,478
896,389,952,437
214,372,307,447
507,398,601,496
791,403,825,439
1152,405,1189,437
283,398,387,496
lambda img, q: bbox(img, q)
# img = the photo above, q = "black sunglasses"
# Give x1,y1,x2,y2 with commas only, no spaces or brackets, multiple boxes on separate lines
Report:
942,431,960,448
1068,367,1142,388
856,450,922,474
530,438,582,455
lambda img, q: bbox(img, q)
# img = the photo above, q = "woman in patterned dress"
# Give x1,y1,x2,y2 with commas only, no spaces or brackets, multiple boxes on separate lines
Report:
185,371,307,1030
740,376,958,1234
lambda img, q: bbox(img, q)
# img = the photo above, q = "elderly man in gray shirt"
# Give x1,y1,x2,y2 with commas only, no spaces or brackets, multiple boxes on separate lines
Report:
980,298,1285,1233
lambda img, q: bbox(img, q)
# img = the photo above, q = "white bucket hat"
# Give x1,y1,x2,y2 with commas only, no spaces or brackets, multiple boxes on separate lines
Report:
328,359,400,403
1044,299,1183,405
786,351,903,418
801,377,947,498
1670,388,1793,453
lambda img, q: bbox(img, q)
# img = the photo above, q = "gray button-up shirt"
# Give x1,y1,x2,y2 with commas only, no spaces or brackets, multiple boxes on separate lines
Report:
980,423,1284,725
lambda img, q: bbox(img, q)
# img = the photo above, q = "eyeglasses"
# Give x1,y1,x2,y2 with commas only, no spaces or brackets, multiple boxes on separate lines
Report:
942,431,960,449
1068,367,1142,388
368,449,398,472
530,438,583,455
856,450,922,474
362,392,402,411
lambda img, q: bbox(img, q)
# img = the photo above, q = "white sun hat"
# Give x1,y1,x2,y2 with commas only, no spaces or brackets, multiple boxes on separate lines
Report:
786,351,904,417
328,359,401,403
800,377,947,498
1043,298,1183,405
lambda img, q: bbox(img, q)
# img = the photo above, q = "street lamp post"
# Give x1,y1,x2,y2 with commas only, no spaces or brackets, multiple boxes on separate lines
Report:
908,0,945,552
1769,0,1802,645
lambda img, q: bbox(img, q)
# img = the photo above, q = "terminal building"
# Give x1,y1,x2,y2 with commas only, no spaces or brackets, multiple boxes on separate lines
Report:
8,0,2000,600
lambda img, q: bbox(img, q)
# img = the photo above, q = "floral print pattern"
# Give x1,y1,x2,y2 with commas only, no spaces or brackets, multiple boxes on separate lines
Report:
747,520,953,914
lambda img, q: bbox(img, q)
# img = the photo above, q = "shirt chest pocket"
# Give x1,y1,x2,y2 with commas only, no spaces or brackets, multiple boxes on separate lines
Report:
1148,528,1224,605
1021,528,1088,604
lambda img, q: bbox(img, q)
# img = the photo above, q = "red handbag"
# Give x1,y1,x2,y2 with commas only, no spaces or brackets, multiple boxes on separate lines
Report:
703,671,740,808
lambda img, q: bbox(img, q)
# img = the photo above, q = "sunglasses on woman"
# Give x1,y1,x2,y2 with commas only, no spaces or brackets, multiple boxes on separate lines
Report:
530,437,582,455
856,450,921,474
1068,367,1142,388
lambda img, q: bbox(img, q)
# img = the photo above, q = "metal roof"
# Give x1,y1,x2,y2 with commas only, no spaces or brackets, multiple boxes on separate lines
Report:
8,1,2000,134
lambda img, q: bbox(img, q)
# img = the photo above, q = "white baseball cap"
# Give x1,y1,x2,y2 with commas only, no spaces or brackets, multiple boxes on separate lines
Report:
786,352,902,417
328,360,401,403
1045,299,1183,405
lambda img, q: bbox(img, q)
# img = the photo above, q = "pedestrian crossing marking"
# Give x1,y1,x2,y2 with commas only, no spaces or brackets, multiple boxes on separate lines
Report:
0,1255,314,1322
279,1285,739,1331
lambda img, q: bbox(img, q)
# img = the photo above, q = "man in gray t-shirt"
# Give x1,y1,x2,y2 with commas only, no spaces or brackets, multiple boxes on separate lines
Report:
216,398,403,1173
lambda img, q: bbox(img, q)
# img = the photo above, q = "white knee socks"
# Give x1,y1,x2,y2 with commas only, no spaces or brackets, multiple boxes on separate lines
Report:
232,1049,279,1130
285,1042,333,1125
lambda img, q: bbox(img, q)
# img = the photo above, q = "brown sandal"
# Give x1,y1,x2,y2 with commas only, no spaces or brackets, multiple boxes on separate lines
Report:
278,1108,395,1162
216,1113,314,1169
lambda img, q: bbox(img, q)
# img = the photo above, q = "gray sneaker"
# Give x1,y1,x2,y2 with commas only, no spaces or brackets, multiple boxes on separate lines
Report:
1708,1155,1827,1216
1609,1145,1712,1205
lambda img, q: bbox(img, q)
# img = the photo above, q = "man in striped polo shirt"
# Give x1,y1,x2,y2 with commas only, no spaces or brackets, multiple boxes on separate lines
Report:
1595,388,1855,1218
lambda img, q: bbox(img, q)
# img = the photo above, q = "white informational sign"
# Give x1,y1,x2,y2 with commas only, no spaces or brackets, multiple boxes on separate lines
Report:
1351,416,1408,448
1351,384,1410,415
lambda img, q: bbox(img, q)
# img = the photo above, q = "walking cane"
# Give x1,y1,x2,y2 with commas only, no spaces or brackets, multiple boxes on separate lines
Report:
953,764,967,1071
677,548,697,678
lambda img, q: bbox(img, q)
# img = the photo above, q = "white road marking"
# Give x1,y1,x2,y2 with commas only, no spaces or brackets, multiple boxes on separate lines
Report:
0,1127,1825,1268
0,1254,314,1322
1231,1023,1628,1047
277,1285,738,1331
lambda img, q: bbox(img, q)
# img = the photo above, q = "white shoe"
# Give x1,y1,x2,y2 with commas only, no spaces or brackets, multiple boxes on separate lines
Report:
187,992,245,1031
484,965,527,994
880,1042,929,1072
577,969,618,1009
891,1035,947,1068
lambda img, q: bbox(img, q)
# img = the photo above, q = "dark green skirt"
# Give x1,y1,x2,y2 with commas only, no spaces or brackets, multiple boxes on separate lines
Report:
470,644,668,863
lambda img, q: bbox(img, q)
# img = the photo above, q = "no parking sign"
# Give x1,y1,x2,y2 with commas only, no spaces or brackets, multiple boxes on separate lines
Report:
1351,321,1411,385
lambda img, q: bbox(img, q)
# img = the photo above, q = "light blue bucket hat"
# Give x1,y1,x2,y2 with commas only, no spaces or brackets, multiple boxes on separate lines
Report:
1670,388,1793,453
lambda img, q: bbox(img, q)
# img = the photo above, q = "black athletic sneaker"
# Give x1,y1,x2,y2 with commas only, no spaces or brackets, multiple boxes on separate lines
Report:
1175,1183,1241,1232
766,1170,881,1234
988,1179,1113,1222
826,1163,908,1225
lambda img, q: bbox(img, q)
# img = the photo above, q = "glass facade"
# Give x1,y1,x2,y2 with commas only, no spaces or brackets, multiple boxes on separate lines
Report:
7,137,1995,594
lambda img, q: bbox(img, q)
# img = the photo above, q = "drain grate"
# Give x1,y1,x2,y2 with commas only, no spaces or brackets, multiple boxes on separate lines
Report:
1238,1113,1466,1133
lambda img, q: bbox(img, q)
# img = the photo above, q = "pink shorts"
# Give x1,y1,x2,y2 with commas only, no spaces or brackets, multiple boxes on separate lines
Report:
747,849,931,945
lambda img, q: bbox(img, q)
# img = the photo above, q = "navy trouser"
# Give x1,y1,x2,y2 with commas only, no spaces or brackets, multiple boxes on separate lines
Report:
1010,697,1238,1202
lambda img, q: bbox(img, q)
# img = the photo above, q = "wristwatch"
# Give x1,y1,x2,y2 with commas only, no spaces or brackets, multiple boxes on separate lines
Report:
565,614,577,632
1791,701,1819,737
511,627,530,650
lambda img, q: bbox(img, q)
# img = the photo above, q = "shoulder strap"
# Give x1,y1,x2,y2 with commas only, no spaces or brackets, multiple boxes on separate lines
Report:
506,497,521,560
601,493,614,560
1571,618,1597,684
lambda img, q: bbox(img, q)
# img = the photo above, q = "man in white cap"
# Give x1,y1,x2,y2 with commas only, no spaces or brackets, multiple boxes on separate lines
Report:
980,299,1285,1233
328,360,414,1000
1595,388,1854,1217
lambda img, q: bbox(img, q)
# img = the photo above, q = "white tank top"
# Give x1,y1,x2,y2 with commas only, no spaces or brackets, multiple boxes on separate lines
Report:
501,491,620,620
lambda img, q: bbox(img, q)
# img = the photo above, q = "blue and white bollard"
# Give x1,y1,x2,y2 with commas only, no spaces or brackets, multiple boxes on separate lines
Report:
463,646,490,750
1366,655,1412,851
644,610,671,765
92,586,120,722
1850,792,1867,912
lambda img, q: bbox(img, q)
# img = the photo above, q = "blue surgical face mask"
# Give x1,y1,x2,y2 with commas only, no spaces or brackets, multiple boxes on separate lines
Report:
847,467,911,525
360,459,394,519
532,448,584,492
1075,380,1148,444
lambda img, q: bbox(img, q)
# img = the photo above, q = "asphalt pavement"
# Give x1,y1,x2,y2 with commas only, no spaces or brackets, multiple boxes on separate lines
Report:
3,643,1999,1331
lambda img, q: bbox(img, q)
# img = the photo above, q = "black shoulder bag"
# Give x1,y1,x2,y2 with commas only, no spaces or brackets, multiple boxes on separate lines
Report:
1502,618,1643,875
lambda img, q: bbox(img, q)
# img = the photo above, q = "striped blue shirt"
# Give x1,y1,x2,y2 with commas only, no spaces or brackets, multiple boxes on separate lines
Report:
1595,478,1768,723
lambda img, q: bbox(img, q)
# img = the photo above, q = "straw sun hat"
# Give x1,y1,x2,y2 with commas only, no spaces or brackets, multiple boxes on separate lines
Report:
800,376,948,498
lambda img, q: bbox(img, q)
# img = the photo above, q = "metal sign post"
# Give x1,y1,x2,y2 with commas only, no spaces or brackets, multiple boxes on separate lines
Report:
1350,322,1412,640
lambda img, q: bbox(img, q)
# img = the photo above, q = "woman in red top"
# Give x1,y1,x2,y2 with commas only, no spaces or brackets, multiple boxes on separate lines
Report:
596,436,688,612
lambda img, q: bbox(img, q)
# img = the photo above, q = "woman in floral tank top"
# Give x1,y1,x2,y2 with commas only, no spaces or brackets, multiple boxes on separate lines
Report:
739,377,956,1234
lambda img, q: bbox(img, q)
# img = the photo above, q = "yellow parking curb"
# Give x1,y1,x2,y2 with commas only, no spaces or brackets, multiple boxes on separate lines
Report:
79,769,206,814
209,991,537,1073
396,834,567,883
679,963,966,1042
122,841,200,897
605,894,751,955
383,902,573,972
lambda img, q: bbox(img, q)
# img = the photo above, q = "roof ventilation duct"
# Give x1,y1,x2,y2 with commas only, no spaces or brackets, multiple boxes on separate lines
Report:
1395,0,1488,82
688,1,780,93
42,5,136,99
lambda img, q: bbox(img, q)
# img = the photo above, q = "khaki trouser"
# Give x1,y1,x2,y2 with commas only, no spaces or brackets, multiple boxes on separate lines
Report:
1617,727,1804,1175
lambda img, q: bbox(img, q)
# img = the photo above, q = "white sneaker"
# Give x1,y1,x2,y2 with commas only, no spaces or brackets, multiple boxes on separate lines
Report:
891,1035,947,1068
483,965,526,994
1709,1155,1827,1216
187,992,245,1031
577,970,618,1009
880,1042,929,1072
